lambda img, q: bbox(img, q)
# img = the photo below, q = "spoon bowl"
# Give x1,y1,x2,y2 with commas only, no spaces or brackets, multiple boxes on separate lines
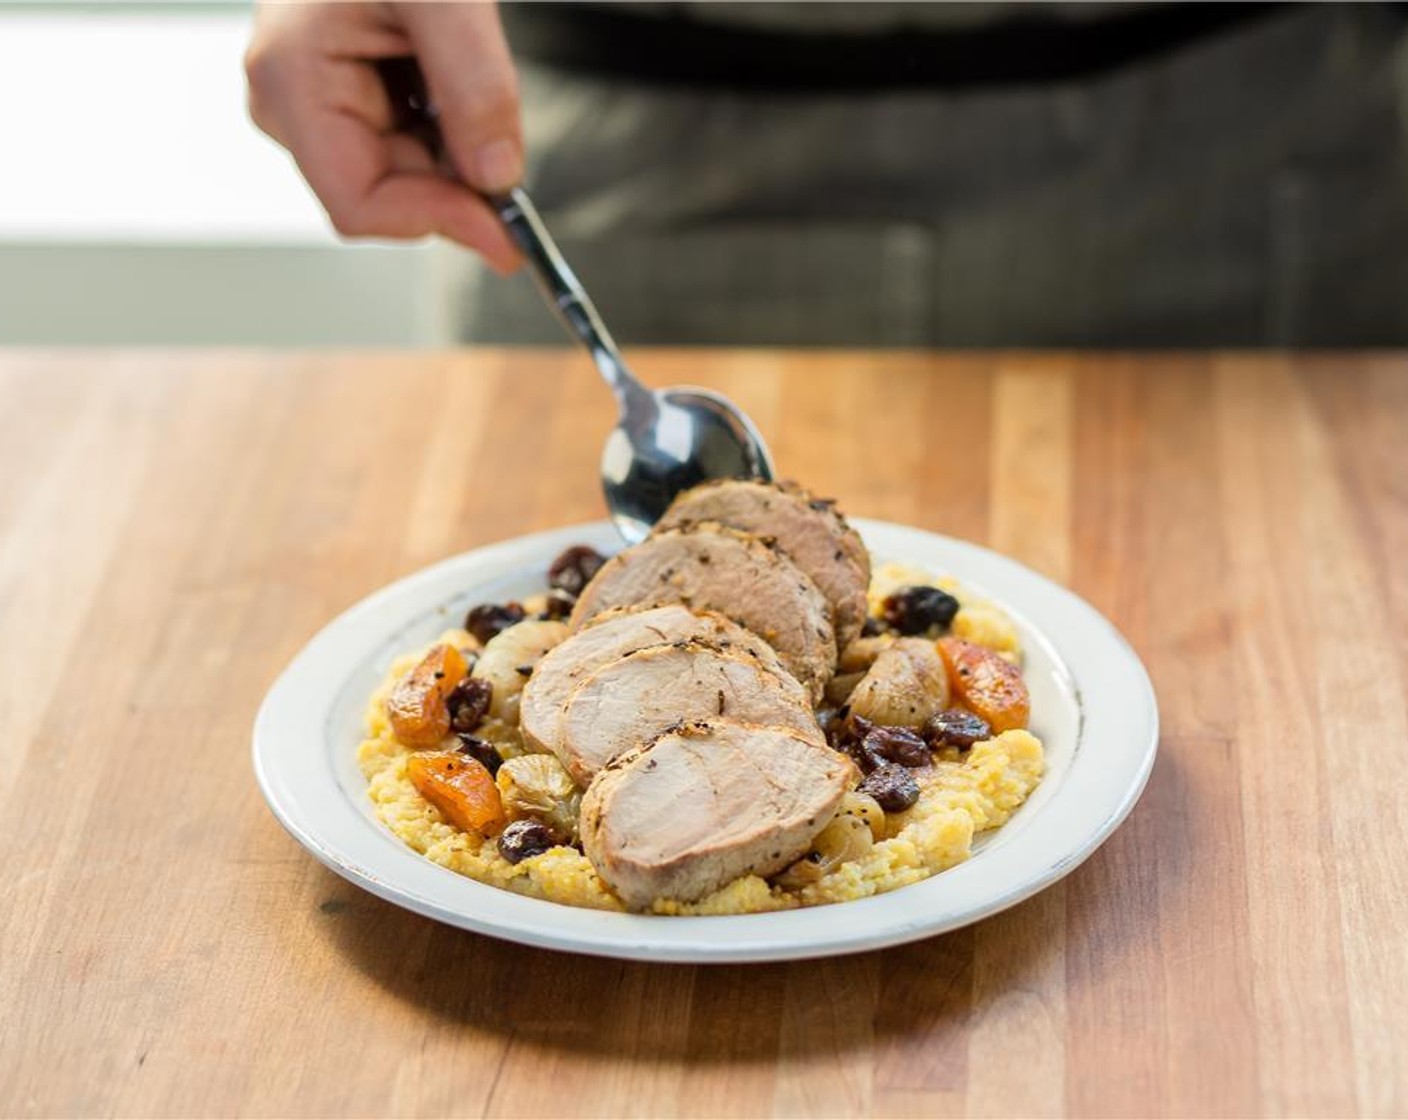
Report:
601,386,774,543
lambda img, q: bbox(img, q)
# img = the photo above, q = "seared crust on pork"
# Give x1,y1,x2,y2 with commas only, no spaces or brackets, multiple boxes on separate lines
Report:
519,604,791,758
568,523,836,701
579,720,854,908
656,479,870,650
555,642,822,785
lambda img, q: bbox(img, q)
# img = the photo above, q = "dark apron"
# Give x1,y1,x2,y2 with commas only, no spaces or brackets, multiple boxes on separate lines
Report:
461,3,1408,347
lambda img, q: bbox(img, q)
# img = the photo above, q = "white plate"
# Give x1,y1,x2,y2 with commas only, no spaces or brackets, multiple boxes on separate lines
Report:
253,519,1157,963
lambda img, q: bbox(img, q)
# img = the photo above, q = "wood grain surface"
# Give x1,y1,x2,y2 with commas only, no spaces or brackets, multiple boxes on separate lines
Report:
1,350,1405,1119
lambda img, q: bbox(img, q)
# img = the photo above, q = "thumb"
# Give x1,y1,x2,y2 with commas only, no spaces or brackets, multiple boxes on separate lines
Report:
400,2,523,194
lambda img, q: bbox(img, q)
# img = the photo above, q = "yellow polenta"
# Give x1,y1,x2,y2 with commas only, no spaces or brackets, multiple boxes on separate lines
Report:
357,568,1045,914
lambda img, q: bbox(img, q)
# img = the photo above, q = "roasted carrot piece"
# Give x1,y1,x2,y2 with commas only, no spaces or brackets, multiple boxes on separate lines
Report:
387,643,469,748
407,751,507,836
936,637,1030,733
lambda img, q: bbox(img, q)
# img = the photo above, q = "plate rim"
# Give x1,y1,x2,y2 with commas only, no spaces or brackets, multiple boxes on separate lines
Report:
252,518,1159,963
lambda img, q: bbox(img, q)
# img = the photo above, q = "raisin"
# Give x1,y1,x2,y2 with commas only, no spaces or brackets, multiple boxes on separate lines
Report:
861,725,930,768
853,739,888,773
925,708,992,750
455,733,502,776
824,718,852,755
497,819,561,864
858,764,921,812
824,712,867,759
861,615,887,637
881,585,960,635
547,545,606,597
830,714,934,773
539,589,575,621
465,602,525,644
446,677,492,734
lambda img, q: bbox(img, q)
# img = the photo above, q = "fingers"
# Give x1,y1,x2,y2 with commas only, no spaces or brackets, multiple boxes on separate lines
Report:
246,7,397,145
400,2,524,193
291,110,521,271
385,133,439,176
244,2,520,270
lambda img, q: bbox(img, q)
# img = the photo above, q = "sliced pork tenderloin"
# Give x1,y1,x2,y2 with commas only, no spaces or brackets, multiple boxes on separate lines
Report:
568,524,836,701
579,720,855,909
555,642,822,785
655,479,871,651
519,604,791,758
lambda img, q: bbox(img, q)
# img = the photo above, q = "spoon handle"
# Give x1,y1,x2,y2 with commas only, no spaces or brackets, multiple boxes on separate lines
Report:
374,57,649,410
487,189,646,405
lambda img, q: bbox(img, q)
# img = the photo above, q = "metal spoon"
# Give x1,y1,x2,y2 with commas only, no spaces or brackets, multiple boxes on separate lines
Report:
377,59,775,543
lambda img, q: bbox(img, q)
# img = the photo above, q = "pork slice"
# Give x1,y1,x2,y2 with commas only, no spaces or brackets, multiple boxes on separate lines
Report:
580,720,855,909
655,479,872,651
519,605,791,756
555,642,822,785
568,525,836,701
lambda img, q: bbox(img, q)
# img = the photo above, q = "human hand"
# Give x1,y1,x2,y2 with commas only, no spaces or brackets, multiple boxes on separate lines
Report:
245,1,522,272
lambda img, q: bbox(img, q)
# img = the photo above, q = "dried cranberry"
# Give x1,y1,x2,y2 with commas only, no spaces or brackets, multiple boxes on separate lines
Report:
925,709,992,750
446,677,492,733
858,764,921,812
539,589,575,621
548,545,606,597
847,714,875,738
497,819,561,864
455,733,502,775
853,739,887,773
465,602,525,644
824,712,868,761
861,725,931,768
881,585,960,636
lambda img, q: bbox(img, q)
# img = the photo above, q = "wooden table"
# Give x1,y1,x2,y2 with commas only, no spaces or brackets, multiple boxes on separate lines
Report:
2,350,1404,1118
